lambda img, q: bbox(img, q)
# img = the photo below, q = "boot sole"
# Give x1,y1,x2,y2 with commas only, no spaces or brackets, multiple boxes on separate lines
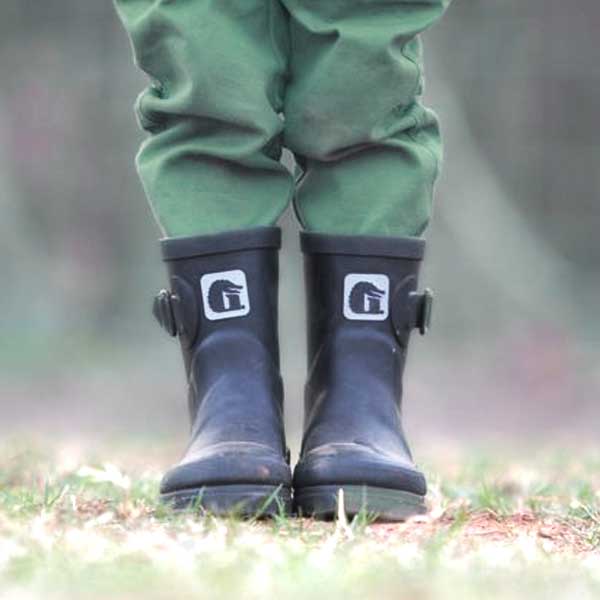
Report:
294,485,426,522
160,484,292,518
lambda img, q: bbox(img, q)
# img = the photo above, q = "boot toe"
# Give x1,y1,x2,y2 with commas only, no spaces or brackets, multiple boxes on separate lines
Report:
293,443,426,497
160,442,292,495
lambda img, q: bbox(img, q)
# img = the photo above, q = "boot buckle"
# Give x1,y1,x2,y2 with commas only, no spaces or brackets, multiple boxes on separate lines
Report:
417,288,434,335
153,289,178,337
153,277,200,347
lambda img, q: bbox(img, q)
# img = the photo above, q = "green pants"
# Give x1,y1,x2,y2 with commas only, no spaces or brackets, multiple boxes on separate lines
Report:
115,0,449,238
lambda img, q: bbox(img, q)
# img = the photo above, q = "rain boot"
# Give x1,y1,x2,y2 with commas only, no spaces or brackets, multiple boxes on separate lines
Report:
153,227,292,516
293,232,433,521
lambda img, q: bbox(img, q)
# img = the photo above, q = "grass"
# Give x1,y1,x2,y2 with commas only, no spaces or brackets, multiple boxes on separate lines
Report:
0,441,599,599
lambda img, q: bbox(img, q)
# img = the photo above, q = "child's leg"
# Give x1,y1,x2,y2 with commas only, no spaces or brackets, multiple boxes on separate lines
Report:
114,0,293,237
282,0,449,237
116,1,294,515
283,0,450,520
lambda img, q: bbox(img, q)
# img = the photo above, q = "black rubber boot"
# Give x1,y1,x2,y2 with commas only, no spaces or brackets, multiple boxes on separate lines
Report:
153,227,292,516
293,233,433,521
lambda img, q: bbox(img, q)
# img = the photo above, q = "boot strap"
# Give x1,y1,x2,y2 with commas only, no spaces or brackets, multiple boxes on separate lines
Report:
410,288,434,335
153,289,178,337
153,276,200,347
391,279,434,344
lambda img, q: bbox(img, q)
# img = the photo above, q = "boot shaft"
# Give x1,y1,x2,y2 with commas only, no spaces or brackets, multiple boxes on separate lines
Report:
299,232,432,456
153,227,284,432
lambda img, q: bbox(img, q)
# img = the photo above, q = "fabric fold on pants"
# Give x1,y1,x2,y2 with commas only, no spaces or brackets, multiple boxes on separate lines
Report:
114,0,450,238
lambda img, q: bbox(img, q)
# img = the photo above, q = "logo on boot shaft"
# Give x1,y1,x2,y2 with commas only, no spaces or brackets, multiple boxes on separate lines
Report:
343,274,390,321
200,270,250,321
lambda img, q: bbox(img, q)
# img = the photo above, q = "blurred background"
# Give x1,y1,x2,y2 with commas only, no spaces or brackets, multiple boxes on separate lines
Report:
1,1,598,455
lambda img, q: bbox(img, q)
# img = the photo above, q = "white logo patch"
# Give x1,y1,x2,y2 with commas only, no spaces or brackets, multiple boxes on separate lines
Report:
343,274,390,321
200,270,250,321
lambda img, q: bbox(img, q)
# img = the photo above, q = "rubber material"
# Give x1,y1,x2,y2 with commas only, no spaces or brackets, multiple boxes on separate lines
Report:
295,486,426,522
155,227,292,516
161,484,292,517
294,232,429,521
301,232,425,260
161,227,281,261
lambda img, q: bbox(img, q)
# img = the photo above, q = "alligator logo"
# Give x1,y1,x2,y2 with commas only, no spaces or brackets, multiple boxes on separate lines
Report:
208,280,245,313
343,274,389,321
200,270,250,321
349,281,386,315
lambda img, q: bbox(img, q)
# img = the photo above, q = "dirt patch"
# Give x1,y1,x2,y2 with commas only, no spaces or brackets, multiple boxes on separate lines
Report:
369,510,595,555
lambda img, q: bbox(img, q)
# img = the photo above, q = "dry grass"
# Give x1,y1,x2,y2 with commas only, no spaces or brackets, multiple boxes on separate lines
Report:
0,440,599,599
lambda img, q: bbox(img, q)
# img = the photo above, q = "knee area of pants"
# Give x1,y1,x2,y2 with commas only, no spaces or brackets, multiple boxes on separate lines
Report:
134,84,284,151
284,106,359,161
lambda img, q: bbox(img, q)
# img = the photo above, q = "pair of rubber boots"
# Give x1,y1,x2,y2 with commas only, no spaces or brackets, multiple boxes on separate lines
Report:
153,227,433,521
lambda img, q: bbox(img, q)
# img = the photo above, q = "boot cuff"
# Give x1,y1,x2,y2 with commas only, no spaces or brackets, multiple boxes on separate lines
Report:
300,232,425,260
161,227,281,261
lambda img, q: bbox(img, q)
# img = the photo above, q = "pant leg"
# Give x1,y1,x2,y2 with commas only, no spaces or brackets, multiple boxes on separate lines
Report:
281,0,450,237
114,0,293,238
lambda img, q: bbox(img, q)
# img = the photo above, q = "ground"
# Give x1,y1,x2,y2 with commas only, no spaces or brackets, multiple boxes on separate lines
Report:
0,441,599,600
